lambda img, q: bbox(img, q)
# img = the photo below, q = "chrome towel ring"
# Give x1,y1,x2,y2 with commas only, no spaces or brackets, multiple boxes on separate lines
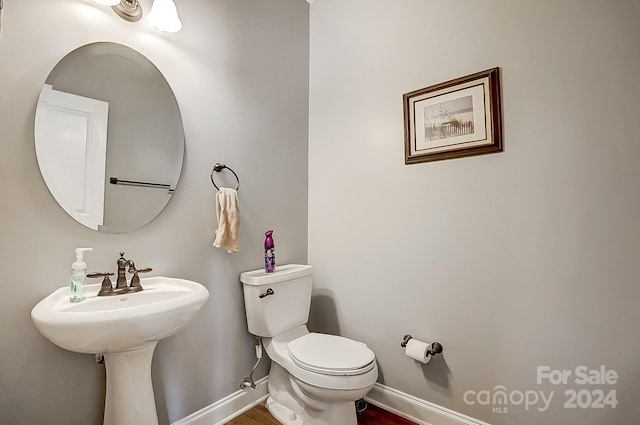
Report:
210,163,240,191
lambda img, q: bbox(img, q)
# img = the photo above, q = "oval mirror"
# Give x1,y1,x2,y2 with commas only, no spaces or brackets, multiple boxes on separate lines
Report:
35,42,184,233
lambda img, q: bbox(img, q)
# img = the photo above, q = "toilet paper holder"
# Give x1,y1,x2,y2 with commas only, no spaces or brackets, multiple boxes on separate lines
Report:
401,334,443,356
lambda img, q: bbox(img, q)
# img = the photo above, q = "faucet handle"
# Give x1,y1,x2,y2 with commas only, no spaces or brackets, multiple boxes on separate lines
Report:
133,267,152,274
88,272,115,296
128,267,152,292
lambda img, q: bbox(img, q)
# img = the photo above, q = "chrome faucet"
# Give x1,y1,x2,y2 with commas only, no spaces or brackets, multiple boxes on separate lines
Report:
88,252,152,296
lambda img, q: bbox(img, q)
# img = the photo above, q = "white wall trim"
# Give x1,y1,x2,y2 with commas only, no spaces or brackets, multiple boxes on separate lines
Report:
171,376,269,425
365,383,491,425
172,378,489,425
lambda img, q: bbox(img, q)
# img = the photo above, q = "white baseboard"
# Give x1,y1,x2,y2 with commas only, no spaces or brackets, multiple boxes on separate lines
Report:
171,376,269,425
172,378,489,425
365,383,491,425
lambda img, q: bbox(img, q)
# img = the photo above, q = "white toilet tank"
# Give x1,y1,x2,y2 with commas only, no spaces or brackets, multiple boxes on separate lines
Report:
240,264,313,337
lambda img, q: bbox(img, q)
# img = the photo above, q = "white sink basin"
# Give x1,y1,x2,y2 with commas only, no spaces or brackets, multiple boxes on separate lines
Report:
31,276,209,353
31,276,209,425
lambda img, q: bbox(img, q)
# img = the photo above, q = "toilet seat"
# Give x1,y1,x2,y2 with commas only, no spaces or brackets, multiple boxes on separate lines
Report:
287,333,376,376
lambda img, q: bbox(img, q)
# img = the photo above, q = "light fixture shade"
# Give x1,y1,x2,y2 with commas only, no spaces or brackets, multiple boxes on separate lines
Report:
147,0,182,33
92,0,120,6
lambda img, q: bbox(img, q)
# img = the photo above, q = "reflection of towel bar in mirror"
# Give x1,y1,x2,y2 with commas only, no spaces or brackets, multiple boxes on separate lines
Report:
210,163,240,191
109,177,174,194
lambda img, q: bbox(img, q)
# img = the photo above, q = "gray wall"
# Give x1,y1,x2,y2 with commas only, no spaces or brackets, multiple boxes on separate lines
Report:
0,0,308,424
308,1,640,424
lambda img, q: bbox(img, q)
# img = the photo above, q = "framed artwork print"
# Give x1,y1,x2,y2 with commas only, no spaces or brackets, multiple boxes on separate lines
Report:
403,67,502,164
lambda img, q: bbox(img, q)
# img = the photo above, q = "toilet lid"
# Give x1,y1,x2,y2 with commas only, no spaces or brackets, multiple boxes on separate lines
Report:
287,333,376,376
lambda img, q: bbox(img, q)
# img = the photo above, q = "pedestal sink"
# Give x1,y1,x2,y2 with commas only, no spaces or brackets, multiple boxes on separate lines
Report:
31,276,209,425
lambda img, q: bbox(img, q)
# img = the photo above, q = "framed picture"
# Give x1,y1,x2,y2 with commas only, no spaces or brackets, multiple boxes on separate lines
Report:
403,67,502,164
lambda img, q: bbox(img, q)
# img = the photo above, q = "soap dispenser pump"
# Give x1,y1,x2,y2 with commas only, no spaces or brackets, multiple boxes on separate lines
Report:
70,247,93,303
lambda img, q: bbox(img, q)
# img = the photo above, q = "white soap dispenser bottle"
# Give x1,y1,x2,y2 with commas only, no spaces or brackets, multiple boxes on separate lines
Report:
70,247,93,303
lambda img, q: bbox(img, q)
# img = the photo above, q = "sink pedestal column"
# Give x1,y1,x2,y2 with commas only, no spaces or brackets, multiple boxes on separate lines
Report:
103,342,159,425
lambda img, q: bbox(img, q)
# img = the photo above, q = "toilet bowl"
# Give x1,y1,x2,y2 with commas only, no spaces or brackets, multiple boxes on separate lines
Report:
240,265,378,425
263,326,378,425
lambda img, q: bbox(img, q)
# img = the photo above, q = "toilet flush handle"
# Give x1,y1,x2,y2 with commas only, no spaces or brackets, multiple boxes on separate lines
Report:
259,288,274,299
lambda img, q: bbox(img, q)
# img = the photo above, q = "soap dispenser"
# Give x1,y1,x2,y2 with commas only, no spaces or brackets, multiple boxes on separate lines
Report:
70,248,93,303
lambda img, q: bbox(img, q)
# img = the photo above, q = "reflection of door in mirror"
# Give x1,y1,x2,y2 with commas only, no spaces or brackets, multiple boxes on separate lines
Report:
35,84,108,231
34,42,185,233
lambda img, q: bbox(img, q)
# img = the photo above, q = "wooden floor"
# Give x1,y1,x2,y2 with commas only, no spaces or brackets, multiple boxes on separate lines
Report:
226,401,417,425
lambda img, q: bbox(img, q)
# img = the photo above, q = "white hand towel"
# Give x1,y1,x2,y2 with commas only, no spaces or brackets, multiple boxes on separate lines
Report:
213,187,240,253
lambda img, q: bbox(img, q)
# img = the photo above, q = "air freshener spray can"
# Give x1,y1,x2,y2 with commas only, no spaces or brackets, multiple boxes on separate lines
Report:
264,230,275,273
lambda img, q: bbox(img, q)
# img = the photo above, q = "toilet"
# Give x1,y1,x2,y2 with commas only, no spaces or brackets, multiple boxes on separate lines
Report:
240,264,378,425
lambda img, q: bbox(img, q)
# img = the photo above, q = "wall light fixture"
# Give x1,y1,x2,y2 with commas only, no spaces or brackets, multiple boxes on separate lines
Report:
92,0,182,33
